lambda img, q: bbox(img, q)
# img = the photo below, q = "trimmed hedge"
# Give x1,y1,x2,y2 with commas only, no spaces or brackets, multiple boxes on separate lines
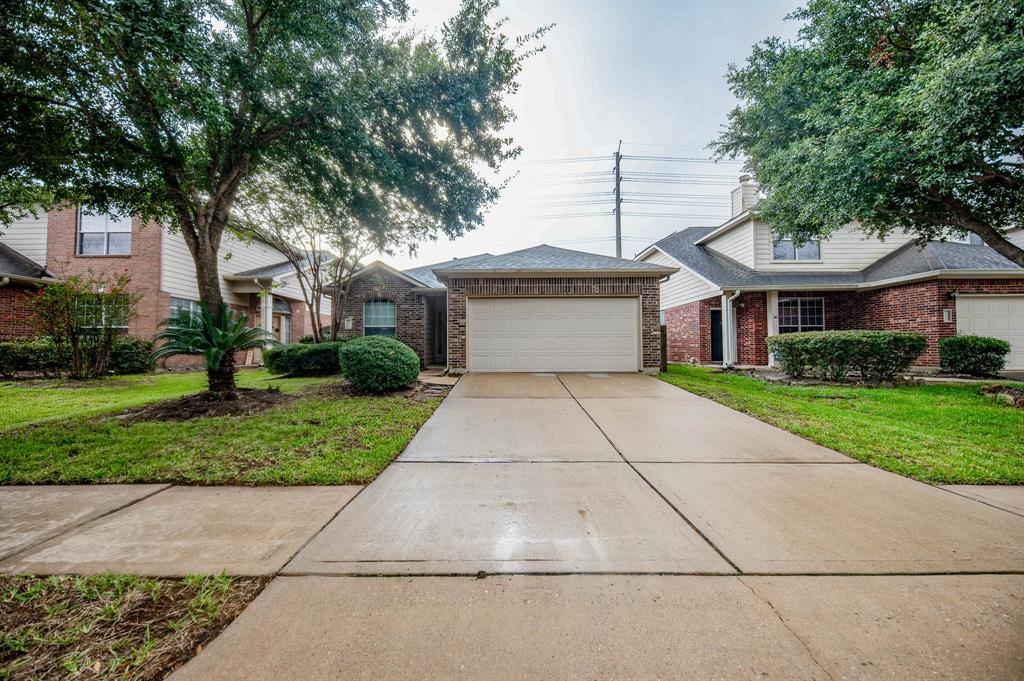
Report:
264,340,349,376
939,335,1011,376
766,330,927,383
0,338,66,378
338,336,420,393
108,336,155,375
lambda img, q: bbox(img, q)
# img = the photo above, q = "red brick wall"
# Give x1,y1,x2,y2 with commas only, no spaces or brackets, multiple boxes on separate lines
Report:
339,269,426,365
0,284,42,339
444,276,664,373
734,291,767,365
664,297,717,363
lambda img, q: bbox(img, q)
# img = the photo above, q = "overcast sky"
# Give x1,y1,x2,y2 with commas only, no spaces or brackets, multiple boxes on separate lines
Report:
376,0,804,270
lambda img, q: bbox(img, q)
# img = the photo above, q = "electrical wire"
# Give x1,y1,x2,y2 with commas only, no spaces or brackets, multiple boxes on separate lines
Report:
621,155,743,165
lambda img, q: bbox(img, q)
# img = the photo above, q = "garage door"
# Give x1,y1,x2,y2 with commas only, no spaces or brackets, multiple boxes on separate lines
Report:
467,297,640,372
956,295,1024,370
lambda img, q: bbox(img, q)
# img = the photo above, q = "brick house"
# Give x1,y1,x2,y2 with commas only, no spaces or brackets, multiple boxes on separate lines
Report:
636,177,1024,371
339,245,675,373
0,207,331,365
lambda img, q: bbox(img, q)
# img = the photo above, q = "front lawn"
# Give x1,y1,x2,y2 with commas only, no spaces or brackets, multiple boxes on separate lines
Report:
1,372,442,485
659,365,1024,485
0,573,265,680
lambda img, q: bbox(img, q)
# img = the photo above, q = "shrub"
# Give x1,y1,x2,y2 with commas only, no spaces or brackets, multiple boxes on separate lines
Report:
766,330,927,383
265,340,349,376
0,338,67,378
939,335,1011,376
298,335,317,344
108,335,154,374
338,336,420,393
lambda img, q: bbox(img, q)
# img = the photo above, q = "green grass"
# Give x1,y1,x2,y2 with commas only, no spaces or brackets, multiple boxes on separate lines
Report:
0,573,266,680
658,365,1024,485
0,369,327,432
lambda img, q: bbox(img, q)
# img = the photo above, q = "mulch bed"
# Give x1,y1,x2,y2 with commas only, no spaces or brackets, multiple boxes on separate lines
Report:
981,384,1024,407
0,574,269,681
118,387,295,423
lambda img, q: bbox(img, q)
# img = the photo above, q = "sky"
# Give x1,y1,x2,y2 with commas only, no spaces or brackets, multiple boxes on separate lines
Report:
375,0,805,271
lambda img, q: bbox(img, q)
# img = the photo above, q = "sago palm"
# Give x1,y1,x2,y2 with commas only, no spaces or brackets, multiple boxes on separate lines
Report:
152,302,277,395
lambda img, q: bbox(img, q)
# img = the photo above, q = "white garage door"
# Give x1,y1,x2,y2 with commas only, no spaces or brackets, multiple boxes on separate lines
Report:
956,295,1024,370
467,297,640,372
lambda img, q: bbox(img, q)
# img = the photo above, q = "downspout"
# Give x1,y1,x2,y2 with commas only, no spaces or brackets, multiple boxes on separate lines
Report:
723,289,742,368
0,277,9,288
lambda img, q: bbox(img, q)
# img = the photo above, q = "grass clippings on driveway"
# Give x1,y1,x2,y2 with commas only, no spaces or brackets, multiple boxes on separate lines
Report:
1,374,444,486
659,365,1024,485
0,573,267,681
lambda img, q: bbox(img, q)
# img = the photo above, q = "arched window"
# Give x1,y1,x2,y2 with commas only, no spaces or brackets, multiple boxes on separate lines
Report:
363,299,396,336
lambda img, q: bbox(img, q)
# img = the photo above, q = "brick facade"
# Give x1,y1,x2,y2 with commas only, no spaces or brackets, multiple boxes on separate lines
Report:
338,268,427,365
0,284,42,339
666,277,1024,368
443,275,664,373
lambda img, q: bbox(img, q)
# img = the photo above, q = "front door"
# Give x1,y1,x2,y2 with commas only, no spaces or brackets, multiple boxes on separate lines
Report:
710,309,723,363
433,306,447,363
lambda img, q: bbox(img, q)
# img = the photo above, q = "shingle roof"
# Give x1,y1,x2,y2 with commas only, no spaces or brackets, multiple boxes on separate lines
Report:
431,244,676,277
403,253,494,289
0,242,51,280
652,226,1022,289
232,260,295,278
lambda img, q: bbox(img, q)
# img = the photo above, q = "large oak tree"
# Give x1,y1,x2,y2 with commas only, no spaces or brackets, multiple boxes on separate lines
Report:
0,0,544,393
713,0,1024,265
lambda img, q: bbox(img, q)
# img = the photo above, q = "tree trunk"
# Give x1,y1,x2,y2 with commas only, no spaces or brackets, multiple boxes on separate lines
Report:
944,196,1024,267
186,213,237,396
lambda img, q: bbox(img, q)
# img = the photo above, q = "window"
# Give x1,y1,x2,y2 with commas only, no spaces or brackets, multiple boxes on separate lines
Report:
170,297,201,316
772,236,820,261
77,294,129,330
78,209,132,255
778,298,824,334
363,299,396,336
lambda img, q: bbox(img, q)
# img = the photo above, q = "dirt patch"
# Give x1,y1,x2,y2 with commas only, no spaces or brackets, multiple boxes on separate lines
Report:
0,574,268,680
118,387,295,423
734,367,914,388
981,385,1024,408
309,378,450,402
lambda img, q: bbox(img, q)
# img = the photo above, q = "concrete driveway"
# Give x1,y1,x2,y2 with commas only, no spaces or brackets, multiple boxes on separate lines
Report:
173,372,1024,681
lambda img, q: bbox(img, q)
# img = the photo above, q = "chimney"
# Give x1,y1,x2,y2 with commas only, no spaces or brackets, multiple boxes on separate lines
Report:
731,174,759,217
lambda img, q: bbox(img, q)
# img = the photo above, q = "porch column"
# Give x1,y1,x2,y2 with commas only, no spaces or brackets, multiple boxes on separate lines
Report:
766,291,779,367
260,291,274,341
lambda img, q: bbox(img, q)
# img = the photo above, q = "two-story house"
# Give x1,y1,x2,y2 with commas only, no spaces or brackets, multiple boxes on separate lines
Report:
0,207,331,364
637,176,1024,370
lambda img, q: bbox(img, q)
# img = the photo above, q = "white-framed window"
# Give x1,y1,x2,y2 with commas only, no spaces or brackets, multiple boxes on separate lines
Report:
170,297,202,316
772,236,820,261
778,297,824,334
78,209,132,255
77,295,130,330
363,299,396,336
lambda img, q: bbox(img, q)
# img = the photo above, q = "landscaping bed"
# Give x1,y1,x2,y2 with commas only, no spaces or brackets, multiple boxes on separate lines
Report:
659,365,1024,485
0,574,267,680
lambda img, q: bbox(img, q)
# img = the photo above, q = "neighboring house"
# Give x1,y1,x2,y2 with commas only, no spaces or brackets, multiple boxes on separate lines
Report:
339,245,676,372
637,176,1024,370
0,241,55,339
0,207,331,364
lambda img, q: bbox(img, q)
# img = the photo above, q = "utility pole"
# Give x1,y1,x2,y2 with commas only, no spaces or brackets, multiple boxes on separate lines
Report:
614,139,622,258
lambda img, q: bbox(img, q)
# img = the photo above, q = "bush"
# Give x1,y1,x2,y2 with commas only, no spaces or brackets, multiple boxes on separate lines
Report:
0,338,67,378
939,335,1011,376
766,330,927,383
338,336,420,393
298,335,317,344
264,340,349,376
107,336,154,374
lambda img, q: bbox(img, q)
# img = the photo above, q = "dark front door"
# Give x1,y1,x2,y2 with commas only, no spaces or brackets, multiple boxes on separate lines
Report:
433,306,447,364
710,309,724,363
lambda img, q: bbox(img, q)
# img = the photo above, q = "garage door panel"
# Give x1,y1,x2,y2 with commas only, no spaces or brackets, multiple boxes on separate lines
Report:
468,297,640,372
956,295,1024,370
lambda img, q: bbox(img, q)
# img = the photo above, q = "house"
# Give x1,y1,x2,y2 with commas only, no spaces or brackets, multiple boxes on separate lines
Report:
0,207,331,364
338,245,676,372
637,176,1024,370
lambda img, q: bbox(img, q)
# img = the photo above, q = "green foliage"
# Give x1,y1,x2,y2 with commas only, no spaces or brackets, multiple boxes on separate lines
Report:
0,338,65,378
152,303,275,392
939,335,1011,376
30,272,139,379
713,0,1024,265
766,330,927,382
338,336,420,393
264,340,349,376
107,336,155,375
298,335,317,344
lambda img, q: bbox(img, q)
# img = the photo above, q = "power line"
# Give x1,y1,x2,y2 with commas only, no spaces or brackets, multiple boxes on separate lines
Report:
622,154,743,165
621,211,726,218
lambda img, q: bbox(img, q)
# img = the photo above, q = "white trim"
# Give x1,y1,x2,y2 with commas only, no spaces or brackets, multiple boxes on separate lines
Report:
348,260,429,288
777,296,825,334
766,291,779,367
693,211,755,246
637,244,722,292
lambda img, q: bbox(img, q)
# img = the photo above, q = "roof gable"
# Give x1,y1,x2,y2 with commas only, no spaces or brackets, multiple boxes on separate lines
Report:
431,244,676,277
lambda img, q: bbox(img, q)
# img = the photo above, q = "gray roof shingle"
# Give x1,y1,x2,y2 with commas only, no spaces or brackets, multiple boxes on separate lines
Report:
652,226,1022,289
403,253,494,288
232,260,295,278
431,244,676,277
0,242,51,280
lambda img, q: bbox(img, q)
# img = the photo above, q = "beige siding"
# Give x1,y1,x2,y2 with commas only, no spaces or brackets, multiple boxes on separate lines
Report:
705,220,755,266
753,221,913,271
641,249,720,308
0,211,48,266
730,184,759,217
160,227,330,314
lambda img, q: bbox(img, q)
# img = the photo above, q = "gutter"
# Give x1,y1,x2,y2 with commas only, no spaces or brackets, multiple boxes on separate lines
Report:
0,273,55,286
722,289,742,368
433,267,678,279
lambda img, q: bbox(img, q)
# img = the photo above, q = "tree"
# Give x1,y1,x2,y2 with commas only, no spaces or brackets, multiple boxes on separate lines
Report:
713,0,1024,265
1,0,547,393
